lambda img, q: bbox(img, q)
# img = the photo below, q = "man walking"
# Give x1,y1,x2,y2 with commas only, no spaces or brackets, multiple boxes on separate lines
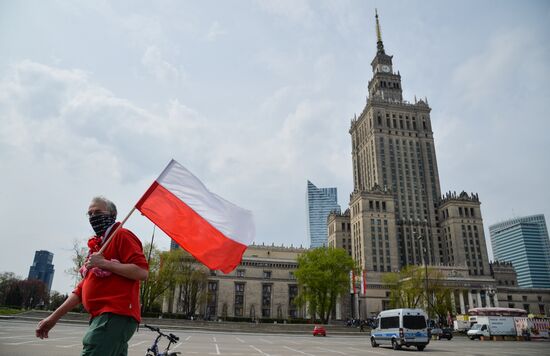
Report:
36,196,149,356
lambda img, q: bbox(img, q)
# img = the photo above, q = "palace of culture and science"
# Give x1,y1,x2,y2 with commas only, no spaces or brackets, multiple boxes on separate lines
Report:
164,12,550,320
328,10,491,316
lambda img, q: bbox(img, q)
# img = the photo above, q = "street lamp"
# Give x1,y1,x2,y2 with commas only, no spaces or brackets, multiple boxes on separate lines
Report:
416,235,429,309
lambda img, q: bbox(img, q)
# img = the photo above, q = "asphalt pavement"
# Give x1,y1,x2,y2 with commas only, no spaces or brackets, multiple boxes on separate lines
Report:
1,319,548,356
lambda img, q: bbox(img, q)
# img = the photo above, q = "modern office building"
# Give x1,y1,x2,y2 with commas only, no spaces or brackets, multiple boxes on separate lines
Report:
28,250,55,293
489,214,550,288
170,239,181,251
306,180,340,248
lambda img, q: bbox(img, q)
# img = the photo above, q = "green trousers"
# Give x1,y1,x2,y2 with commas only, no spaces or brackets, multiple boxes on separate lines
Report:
81,313,138,356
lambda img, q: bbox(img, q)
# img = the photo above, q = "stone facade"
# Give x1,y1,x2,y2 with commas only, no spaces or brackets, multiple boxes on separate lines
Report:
439,192,490,277
164,244,308,321
349,12,489,278
490,261,518,288
327,209,352,256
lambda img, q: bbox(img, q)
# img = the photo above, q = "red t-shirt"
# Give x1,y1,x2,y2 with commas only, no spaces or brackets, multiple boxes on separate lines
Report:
73,224,149,322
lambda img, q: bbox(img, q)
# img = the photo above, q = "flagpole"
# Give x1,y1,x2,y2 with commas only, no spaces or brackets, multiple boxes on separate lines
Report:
141,225,156,314
98,206,136,254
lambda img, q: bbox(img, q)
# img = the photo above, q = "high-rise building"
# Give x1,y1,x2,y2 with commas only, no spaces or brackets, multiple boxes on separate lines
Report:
170,239,181,251
489,214,550,288
347,11,490,277
28,250,55,293
306,180,340,248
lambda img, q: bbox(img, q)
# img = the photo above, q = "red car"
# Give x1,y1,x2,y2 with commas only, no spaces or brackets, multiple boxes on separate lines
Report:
313,325,326,336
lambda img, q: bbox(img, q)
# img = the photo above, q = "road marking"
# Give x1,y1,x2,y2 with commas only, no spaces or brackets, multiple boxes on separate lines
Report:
215,343,220,354
0,334,29,339
284,345,316,356
317,347,346,355
236,337,245,343
186,335,192,341
260,338,273,344
250,344,271,355
5,340,40,345
44,336,80,341
173,342,183,349
56,343,81,348
129,340,147,347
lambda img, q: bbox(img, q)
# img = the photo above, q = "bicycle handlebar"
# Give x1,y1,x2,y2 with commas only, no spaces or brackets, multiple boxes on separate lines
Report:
144,324,179,343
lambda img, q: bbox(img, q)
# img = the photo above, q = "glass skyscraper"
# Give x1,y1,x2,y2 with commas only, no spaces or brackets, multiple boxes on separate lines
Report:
28,250,55,293
489,214,550,288
306,180,340,248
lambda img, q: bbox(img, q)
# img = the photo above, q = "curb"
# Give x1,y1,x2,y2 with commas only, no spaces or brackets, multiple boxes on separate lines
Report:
8,315,369,336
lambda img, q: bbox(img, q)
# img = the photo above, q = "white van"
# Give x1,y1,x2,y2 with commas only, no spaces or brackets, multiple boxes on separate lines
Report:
371,308,430,351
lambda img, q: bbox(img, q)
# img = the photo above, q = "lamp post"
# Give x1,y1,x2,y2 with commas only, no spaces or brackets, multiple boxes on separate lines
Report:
417,235,429,309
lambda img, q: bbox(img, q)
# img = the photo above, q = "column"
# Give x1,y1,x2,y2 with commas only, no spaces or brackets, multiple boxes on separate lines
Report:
486,290,491,308
493,292,499,307
459,291,466,314
354,293,360,319
450,291,457,315
336,297,342,320
476,291,482,308
467,291,474,311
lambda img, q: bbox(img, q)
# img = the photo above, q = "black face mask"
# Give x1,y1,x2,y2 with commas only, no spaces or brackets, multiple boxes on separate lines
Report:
89,214,115,237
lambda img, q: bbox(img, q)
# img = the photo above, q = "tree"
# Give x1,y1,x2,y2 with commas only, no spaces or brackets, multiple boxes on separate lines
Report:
48,291,68,310
173,252,209,317
2,277,47,309
294,247,357,324
65,239,88,287
383,265,453,321
18,279,48,309
0,272,19,306
140,243,178,313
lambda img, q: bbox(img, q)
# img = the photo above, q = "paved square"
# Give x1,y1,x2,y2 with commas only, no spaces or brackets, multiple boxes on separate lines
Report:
1,320,548,355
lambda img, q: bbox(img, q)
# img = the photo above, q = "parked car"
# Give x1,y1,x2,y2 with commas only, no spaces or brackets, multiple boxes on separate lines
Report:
431,327,453,340
313,325,326,337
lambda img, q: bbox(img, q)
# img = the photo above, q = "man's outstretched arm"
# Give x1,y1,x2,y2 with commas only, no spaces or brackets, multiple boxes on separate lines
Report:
36,292,81,339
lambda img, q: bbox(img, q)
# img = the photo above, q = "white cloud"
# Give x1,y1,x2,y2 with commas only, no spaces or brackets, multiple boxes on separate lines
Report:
0,59,352,292
206,21,226,41
256,0,315,25
141,46,183,82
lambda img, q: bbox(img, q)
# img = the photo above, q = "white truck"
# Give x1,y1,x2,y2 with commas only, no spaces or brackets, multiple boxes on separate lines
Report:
466,316,516,339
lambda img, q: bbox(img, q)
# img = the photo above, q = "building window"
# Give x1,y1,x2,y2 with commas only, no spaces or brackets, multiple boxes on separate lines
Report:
288,285,298,318
234,283,245,317
206,281,218,320
236,269,245,277
262,284,272,317
263,271,272,279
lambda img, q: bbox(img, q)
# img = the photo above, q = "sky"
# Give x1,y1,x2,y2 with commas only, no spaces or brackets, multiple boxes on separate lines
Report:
0,0,549,294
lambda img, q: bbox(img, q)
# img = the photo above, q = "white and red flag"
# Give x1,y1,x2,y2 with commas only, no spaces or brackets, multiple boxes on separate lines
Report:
135,159,255,273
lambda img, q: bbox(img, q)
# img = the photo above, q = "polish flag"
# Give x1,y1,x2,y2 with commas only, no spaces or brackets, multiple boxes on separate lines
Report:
350,270,356,294
136,159,255,273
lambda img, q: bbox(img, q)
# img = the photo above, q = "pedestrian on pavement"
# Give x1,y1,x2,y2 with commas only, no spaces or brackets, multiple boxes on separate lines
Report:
36,196,149,356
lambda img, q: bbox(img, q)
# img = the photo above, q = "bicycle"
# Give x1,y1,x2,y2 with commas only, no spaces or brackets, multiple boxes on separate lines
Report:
144,324,181,356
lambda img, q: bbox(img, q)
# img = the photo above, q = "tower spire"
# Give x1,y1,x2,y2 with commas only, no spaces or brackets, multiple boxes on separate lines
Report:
375,9,385,54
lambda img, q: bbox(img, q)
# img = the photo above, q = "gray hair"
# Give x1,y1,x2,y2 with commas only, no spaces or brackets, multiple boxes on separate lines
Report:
91,196,117,218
